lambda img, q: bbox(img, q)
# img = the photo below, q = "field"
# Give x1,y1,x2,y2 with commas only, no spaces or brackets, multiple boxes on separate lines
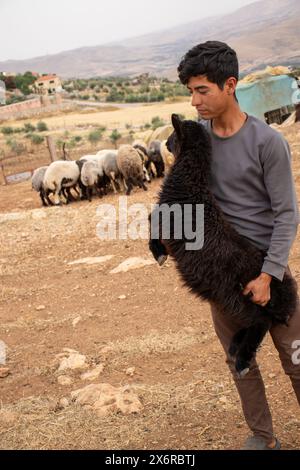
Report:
0,104,300,450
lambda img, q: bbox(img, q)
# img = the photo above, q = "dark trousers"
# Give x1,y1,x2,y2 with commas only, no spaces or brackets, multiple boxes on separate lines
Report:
210,267,300,442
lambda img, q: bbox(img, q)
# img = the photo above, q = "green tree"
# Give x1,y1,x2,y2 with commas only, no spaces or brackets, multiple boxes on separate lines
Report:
37,121,48,132
14,71,36,95
88,128,104,145
109,129,122,148
23,122,36,133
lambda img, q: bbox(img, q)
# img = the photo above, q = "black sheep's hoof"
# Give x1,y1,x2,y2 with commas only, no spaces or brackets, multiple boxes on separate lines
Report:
237,367,250,378
157,254,168,266
235,357,250,378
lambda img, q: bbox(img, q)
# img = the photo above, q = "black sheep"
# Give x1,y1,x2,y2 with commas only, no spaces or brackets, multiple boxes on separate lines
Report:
149,114,298,377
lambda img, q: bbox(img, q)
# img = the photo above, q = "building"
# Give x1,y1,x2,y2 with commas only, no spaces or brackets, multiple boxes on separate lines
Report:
34,74,62,95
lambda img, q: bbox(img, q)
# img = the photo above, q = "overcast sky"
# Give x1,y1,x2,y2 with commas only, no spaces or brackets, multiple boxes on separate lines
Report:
0,0,256,61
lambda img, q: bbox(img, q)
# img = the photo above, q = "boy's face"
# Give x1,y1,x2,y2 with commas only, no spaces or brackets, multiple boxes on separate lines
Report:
187,75,236,120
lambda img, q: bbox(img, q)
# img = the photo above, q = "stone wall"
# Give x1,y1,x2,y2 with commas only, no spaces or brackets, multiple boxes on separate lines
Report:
0,94,64,121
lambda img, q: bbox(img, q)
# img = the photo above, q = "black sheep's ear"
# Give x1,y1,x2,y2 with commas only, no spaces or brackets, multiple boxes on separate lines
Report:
171,114,183,139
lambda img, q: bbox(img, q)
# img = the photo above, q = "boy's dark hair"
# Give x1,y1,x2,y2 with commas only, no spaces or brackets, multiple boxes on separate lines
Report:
178,41,239,90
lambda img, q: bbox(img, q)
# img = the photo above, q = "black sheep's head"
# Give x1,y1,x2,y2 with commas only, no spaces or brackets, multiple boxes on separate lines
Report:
167,114,211,159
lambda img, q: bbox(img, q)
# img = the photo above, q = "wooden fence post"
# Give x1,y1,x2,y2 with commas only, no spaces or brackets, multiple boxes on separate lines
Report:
46,136,58,162
0,161,7,185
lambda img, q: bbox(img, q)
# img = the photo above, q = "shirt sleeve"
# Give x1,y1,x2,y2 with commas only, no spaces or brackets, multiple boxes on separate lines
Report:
261,132,299,281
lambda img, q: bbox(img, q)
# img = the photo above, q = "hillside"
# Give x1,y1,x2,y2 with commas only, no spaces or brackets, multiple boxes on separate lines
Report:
0,0,299,78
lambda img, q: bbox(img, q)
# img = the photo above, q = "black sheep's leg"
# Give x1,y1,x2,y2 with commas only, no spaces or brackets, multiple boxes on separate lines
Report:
137,177,148,192
79,182,88,200
60,187,69,204
141,180,148,191
235,317,271,377
158,161,165,177
228,328,248,358
149,239,168,266
66,187,77,202
45,189,54,206
39,189,48,207
126,178,133,196
87,187,92,202
149,208,168,265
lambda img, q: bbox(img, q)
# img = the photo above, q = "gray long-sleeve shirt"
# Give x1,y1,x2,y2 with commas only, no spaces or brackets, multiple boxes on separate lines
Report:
201,114,299,281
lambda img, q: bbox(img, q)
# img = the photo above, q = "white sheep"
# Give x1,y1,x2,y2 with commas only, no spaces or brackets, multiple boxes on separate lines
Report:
43,161,80,205
31,166,52,206
79,154,102,162
116,145,148,196
80,159,109,200
101,150,125,194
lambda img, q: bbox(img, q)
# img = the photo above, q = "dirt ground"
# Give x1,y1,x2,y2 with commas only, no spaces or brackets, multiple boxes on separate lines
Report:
0,123,300,450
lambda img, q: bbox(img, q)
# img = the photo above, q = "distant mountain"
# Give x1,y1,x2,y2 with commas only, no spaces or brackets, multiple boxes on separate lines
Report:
1,0,300,79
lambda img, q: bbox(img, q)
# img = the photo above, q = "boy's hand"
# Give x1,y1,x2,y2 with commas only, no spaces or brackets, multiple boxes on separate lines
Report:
242,273,272,307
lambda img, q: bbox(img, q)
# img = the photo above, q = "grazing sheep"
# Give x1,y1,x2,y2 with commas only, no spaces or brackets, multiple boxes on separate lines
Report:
116,144,148,195
132,141,149,166
148,140,165,177
79,154,103,162
160,139,175,173
133,146,151,183
132,140,148,153
43,161,80,205
31,166,53,206
96,149,115,156
80,159,109,201
149,114,298,377
74,159,89,200
102,150,124,194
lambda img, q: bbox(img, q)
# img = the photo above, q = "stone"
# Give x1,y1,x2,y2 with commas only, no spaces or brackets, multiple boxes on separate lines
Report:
125,367,135,377
0,367,10,378
59,397,70,408
57,375,73,385
0,212,27,224
71,383,143,417
36,305,46,311
31,209,47,220
110,257,155,274
68,256,114,266
80,364,105,381
58,353,87,371
72,316,81,327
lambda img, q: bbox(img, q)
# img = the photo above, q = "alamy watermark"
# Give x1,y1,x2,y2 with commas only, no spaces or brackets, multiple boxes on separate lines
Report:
0,80,6,105
291,340,300,365
95,196,204,250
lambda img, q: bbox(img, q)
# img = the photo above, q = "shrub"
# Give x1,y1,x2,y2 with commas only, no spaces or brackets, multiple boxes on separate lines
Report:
151,116,165,130
6,138,26,155
1,126,14,135
109,129,122,148
88,128,104,144
37,121,48,132
23,122,36,133
29,134,44,145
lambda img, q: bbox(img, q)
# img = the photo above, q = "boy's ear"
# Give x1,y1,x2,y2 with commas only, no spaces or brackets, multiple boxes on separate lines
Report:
171,114,183,139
